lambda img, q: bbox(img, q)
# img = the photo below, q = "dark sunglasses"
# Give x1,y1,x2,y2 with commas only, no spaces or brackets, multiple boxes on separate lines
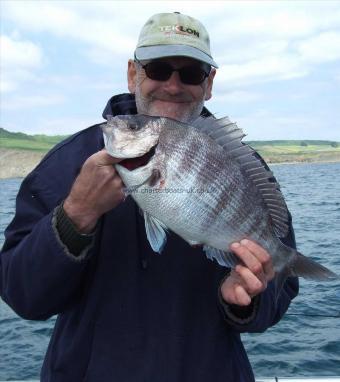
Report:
134,57,211,85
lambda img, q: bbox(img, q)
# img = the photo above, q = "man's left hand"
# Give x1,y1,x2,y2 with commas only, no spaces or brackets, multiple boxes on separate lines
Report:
220,239,275,306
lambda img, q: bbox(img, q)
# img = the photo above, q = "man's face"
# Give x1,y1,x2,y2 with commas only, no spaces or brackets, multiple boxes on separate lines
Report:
128,56,215,123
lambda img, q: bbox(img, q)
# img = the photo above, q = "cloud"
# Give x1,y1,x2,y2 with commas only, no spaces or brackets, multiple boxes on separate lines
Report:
3,94,66,110
211,89,262,104
3,1,340,79
214,29,340,87
1,35,42,68
237,110,340,141
23,116,102,136
1,1,340,139
296,31,340,64
0,35,44,93
209,1,340,41
216,55,308,87
208,4,340,85
3,2,136,57
4,2,77,32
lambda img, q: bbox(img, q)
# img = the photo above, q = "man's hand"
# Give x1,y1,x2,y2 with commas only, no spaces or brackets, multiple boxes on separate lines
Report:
63,149,125,233
220,239,275,306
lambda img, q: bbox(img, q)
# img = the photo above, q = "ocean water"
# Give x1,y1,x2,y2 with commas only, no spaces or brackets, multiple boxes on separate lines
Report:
0,162,340,380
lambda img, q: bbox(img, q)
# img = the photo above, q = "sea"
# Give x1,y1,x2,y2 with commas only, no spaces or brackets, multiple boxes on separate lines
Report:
0,162,340,380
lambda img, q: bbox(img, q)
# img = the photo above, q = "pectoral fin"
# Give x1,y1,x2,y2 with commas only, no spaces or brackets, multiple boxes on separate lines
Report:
144,212,168,253
203,245,239,267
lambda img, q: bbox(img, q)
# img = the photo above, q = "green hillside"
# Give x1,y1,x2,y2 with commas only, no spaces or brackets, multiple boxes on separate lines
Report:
0,127,68,152
1,127,339,163
246,140,340,163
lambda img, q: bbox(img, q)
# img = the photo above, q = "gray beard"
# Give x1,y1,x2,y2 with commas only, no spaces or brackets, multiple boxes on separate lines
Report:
134,79,205,123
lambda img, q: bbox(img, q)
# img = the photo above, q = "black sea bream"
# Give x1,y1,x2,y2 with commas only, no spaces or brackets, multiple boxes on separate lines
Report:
102,114,336,282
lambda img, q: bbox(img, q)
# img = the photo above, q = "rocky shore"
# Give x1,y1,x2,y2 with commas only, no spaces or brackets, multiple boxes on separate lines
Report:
1,147,340,180
0,148,45,179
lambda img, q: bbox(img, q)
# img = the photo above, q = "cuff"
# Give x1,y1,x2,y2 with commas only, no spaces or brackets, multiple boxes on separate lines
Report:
218,272,260,325
52,203,95,260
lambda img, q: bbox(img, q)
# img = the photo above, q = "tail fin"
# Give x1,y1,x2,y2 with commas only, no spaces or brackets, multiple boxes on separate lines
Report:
292,252,338,280
273,246,338,301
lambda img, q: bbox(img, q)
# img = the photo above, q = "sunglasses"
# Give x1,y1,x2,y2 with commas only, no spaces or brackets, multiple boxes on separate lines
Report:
135,57,211,85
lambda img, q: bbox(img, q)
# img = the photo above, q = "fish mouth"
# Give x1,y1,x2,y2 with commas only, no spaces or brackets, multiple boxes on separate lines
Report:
119,144,157,171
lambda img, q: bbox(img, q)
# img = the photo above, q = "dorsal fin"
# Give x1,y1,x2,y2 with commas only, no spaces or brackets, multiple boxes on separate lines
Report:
192,116,289,237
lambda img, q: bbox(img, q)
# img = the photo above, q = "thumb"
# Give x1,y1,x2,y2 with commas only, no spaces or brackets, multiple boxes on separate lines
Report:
97,148,123,165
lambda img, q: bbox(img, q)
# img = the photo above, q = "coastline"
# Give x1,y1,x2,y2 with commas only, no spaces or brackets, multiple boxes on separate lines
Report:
269,159,340,166
0,148,45,179
1,147,340,180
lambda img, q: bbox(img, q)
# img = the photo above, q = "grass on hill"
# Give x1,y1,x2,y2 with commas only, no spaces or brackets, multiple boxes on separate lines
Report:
1,127,340,163
246,140,340,163
0,127,68,152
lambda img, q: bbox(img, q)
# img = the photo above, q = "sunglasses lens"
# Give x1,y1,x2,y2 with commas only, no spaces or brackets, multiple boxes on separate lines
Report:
144,62,173,81
179,66,208,85
143,61,210,85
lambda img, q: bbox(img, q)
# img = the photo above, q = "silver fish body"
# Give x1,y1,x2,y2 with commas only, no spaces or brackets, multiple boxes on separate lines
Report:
103,114,337,282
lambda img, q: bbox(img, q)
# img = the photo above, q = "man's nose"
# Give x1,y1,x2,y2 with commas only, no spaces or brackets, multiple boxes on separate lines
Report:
163,71,183,93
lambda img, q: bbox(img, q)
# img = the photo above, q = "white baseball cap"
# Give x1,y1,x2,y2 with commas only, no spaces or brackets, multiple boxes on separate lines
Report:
135,12,218,68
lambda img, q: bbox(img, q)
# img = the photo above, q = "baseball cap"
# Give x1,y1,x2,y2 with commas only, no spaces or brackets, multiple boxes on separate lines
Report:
134,12,218,68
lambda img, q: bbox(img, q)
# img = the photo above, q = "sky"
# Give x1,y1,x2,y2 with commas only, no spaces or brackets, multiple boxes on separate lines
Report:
1,0,340,140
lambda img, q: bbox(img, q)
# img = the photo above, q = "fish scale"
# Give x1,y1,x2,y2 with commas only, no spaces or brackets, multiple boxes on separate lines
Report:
170,143,264,245
103,114,337,286
152,125,269,249
166,136,228,235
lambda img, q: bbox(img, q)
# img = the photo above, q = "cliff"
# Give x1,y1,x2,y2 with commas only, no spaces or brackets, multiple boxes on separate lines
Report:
0,148,45,179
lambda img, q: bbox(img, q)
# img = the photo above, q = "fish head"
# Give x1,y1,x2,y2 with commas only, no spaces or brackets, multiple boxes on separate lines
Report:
102,114,164,159
103,114,167,186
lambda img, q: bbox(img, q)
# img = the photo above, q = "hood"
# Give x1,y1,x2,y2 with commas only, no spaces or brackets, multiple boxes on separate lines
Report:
102,93,138,120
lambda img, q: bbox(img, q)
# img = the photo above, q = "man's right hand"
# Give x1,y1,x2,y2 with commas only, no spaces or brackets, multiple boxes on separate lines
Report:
63,149,125,233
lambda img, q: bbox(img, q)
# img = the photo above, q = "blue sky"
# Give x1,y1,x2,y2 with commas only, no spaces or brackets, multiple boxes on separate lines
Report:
1,0,340,140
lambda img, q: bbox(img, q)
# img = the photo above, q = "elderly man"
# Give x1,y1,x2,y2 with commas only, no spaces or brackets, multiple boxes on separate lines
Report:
0,12,298,382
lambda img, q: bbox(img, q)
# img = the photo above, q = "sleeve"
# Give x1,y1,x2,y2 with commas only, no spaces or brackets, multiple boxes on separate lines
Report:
0,171,96,321
218,213,299,333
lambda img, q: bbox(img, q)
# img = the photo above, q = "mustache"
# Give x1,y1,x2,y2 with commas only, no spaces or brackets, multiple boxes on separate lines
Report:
149,91,194,103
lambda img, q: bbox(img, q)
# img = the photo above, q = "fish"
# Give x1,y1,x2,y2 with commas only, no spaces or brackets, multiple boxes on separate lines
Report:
102,114,337,285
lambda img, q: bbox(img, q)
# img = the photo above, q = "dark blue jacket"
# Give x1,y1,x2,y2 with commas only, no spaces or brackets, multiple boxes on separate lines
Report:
0,94,299,382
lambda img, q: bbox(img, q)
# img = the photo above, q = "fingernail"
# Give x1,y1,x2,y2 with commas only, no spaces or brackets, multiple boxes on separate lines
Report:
240,239,249,245
231,242,240,249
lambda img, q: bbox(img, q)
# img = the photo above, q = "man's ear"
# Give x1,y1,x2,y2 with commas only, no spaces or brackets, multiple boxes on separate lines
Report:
127,59,137,94
205,68,216,101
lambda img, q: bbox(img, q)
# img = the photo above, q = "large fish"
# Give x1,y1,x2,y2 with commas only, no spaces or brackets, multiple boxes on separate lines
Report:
102,114,337,283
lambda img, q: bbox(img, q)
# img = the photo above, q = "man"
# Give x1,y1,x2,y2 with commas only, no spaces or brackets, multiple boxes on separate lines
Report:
0,12,298,381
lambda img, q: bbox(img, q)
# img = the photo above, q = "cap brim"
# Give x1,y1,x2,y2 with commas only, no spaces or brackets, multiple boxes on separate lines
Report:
135,45,218,68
